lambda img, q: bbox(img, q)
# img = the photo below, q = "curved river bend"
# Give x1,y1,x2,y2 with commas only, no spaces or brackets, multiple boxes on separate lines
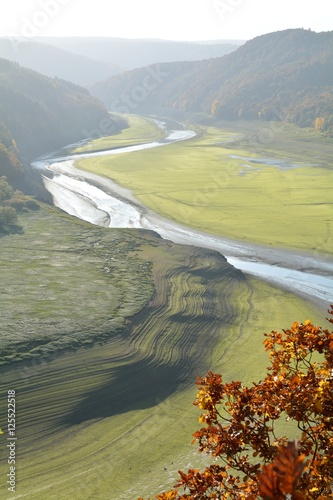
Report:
32,124,333,306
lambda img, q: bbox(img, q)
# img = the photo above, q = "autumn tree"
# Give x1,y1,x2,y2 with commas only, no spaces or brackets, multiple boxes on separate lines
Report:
314,117,325,131
140,307,333,499
0,176,39,232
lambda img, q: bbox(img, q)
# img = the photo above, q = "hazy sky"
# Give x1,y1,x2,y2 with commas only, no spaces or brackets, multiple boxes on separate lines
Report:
1,0,332,41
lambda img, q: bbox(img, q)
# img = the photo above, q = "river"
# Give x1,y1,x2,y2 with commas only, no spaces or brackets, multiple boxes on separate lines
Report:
31,123,333,306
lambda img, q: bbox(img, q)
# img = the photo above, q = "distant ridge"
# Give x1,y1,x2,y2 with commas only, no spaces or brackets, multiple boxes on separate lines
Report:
0,38,123,86
0,57,110,159
39,36,242,71
90,29,333,134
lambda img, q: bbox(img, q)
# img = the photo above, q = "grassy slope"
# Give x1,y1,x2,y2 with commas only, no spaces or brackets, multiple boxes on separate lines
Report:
76,119,333,254
0,206,327,500
0,207,155,365
72,114,164,153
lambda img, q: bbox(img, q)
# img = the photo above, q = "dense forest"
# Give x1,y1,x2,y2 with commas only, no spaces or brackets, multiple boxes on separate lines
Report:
0,57,118,230
0,122,40,232
0,57,111,159
91,29,333,134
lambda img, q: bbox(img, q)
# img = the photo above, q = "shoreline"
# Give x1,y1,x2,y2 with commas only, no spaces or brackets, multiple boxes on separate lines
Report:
49,159,333,272
40,159,333,307
30,115,333,307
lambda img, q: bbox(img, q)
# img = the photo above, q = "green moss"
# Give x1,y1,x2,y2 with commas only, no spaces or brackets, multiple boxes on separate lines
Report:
0,204,326,498
0,263,325,499
0,205,155,364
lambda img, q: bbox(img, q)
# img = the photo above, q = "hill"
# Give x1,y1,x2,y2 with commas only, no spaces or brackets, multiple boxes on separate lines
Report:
0,57,125,208
91,29,333,133
40,36,241,70
0,38,123,86
0,57,112,159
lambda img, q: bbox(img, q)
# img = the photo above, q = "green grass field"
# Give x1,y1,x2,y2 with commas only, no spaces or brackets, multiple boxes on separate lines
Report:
73,114,165,153
0,207,155,366
76,118,333,254
0,205,328,500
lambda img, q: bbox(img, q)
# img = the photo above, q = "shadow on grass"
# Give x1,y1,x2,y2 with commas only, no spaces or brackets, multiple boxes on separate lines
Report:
0,224,23,237
63,356,185,425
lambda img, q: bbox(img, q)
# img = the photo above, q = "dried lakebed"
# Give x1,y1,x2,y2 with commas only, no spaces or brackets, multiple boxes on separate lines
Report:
3,122,330,500
32,125,333,306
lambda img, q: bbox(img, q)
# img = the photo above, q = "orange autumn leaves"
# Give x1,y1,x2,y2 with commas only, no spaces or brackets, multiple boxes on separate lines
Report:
139,306,333,499
258,441,306,499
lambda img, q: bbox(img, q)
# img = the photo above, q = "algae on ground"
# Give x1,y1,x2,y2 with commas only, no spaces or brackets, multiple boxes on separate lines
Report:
0,205,155,365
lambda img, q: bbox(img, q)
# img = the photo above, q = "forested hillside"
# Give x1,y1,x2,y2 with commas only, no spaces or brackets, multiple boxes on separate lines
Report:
0,122,23,182
91,29,333,134
0,57,118,229
0,121,41,232
0,57,110,159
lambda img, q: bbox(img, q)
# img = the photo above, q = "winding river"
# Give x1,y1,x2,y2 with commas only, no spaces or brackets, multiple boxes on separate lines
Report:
32,123,333,306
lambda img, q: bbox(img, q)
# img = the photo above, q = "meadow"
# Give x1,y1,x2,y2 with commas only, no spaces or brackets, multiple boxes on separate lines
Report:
73,114,164,153
0,116,331,499
77,116,333,254
0,207,155,366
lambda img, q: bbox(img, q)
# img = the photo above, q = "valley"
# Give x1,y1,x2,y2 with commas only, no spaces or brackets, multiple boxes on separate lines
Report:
0,204,325,500
76,116,333,255
0,25,332,500
0,114,331,499
38,115,333,304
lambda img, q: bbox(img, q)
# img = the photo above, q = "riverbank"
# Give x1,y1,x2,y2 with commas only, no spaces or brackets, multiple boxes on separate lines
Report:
75,118,333,254
5,115,330,500
40,155,333,308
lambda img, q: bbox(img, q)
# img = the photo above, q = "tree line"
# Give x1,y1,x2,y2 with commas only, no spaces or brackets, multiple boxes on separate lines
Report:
95,29,333,136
